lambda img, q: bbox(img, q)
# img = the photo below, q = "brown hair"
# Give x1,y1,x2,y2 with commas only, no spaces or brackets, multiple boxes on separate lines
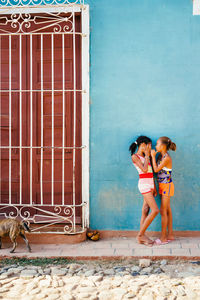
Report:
159,136,176,151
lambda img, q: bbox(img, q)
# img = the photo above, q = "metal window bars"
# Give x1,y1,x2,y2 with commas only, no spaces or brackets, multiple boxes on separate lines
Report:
0,5,88,235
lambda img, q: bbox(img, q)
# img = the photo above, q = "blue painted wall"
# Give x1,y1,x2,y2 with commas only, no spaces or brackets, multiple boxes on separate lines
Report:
87,0,200,231
3,0,199,231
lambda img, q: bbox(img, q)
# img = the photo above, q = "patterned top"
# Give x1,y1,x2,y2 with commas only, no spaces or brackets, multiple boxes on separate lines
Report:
157,153,172,183
133,154,153,175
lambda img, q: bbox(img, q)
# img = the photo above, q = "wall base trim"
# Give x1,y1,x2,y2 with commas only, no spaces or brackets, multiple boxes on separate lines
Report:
97,230,200,238
2,230,87,244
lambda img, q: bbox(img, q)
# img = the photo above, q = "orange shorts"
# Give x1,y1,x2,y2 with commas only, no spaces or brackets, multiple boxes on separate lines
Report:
159,182,174,197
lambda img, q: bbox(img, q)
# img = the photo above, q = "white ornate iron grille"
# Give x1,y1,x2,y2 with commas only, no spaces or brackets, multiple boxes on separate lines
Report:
0,0,84,7
0,5,89,234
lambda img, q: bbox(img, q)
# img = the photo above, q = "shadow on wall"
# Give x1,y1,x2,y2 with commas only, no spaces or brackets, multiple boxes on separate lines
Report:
95,184,162,231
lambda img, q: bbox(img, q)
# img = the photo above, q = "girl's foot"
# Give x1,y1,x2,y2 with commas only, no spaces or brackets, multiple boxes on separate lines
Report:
167,235,175,241
144,234,154,244
154,238,169,245
137,235,154,247
159,236,168,243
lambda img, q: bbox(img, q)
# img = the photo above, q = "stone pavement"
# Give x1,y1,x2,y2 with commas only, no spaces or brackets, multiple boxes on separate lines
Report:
0,237,199,259
0,259,200,299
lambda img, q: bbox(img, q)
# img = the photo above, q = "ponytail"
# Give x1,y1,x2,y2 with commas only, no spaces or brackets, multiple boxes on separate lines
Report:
169,141,176,151
129,136,152,155
129,141,138,155
160,136,176,151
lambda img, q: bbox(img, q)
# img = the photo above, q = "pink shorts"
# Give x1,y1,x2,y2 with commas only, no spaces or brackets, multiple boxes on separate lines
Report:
138,178,154,195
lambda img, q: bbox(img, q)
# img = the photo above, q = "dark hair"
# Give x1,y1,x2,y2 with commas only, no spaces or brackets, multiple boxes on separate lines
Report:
159,136,176,151
129,136,152,155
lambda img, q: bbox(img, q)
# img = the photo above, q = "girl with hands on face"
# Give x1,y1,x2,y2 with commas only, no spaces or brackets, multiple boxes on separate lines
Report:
129,136,159,247
151,137,176,245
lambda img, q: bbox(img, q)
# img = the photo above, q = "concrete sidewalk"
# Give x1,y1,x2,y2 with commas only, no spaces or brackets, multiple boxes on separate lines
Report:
0,237,200,259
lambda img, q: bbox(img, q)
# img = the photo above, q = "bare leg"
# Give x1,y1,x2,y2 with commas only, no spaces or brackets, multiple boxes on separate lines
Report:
140,200,150,228
20,233,31,252
160,195,171,242
137,192,159,245
0,237,1,249
167,204,175,240
139,201,153,244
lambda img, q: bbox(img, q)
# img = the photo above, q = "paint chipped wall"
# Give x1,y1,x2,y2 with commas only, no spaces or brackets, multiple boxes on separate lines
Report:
88,0,200,230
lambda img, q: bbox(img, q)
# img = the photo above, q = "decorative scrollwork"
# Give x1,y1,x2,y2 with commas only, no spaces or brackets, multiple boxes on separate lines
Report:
8,207,19,218
0,0,84,7
0,205,19,218
0,12,75,34
63,206,74,217
64,222,74,233
19,206,32,219
0,204,85,234
54,206,62,215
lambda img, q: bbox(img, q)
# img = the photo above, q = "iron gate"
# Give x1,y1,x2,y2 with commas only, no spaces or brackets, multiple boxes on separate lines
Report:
0,1,89,234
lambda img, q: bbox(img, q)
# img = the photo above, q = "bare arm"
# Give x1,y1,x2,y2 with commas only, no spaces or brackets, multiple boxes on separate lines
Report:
132,154,150,173
151,152,171,173
153,177,157,197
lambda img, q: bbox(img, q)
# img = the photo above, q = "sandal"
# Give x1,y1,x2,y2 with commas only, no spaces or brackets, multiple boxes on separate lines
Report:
154,238,169,245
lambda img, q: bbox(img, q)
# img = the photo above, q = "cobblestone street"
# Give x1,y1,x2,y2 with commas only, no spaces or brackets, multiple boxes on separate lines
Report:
0,258,200,300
